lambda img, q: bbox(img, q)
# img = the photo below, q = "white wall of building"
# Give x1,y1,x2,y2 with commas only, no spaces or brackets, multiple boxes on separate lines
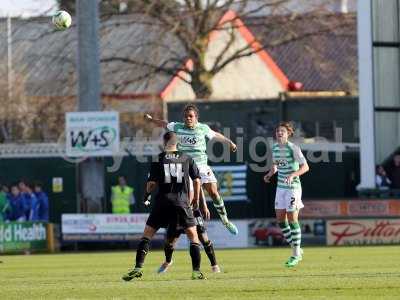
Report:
164,23,285,102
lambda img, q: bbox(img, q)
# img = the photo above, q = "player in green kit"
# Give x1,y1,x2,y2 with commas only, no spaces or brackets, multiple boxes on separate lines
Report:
144,104,238,235
264,122,309,267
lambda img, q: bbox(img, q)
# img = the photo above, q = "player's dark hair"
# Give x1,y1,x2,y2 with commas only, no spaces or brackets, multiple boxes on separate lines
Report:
276,121,295,137
163,131,178,146
183,103,199,117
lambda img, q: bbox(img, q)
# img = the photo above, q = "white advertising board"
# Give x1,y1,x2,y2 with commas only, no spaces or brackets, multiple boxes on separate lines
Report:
65,111,119,157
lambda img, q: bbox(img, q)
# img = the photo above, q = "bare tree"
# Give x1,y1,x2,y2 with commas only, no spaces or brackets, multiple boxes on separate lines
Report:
100,0,293,99
97,0,354,99
55,0,352,99
0,0,353,142
58,1,356,99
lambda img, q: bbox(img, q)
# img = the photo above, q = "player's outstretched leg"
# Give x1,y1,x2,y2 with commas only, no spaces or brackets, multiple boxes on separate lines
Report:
212,195,238,235
203,184,238,235
122,237,150,281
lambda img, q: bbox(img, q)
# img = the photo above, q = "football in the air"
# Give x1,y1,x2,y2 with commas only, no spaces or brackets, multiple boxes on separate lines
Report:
52,10,72,30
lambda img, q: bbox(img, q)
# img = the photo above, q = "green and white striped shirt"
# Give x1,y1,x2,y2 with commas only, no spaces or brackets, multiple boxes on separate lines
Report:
167,122,216,166
272,141,306,190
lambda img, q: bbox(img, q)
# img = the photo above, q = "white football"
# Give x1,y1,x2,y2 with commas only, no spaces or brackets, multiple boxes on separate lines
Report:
52,10,72,30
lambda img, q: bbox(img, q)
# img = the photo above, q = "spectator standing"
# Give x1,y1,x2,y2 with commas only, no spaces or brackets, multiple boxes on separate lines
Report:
19,180,32,220
111,176,135,214
33,182,49,222
7,184,25,221
24,183,39,221
0,184,10,222
376,165,391,190
386,154,400,189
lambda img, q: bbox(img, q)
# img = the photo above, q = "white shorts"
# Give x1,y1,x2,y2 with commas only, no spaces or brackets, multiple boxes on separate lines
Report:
197,165,217,184
274,188,304,212
189,166,216,193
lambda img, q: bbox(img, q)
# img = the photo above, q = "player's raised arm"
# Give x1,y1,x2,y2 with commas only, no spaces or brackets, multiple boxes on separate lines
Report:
209,131,237,152
144,114,169,128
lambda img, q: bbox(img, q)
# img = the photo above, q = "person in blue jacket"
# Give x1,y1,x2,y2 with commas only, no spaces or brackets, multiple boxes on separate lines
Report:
19,180,33,220
33,182,49,222
24,183,40,221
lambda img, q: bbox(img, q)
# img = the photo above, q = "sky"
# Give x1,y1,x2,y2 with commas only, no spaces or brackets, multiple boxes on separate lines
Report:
0,0,57,17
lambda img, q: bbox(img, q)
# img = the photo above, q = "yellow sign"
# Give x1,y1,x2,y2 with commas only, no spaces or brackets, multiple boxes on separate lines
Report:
52,177,63,193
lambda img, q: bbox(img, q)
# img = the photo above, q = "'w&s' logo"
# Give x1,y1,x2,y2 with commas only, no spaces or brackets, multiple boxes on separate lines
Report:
70,126,117,152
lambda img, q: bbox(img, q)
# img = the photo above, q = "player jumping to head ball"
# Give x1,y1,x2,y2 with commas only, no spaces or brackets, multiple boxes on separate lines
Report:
145,104,238,235
264,122,309,267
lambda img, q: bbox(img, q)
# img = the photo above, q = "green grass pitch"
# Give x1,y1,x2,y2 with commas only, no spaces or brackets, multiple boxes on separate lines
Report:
1,246,399,299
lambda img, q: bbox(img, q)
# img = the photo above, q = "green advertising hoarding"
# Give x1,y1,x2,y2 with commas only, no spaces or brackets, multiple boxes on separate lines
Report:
0,222,47,253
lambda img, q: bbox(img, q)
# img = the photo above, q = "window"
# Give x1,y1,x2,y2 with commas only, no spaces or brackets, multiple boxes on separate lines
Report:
373,47,400,107
375,111,400,163
373,0,399,42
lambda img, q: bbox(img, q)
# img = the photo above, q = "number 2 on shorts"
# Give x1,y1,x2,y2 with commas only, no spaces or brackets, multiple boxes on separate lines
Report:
289,197,295,208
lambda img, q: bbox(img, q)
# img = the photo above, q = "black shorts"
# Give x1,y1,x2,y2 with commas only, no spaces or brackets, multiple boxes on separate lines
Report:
166,209,207,238
146,200,196,231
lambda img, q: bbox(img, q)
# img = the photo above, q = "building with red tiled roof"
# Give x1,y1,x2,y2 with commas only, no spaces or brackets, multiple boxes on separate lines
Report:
0,10,357,102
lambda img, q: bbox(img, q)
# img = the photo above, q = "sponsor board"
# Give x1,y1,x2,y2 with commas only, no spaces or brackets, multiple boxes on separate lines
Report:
62,214,165,242
62,233,165,242
65,111,119,157
249,219,325,246
347,201,399,216
175,220,248,249
327,219,400,245
301,201,345,218
0,222,47,253
302,200,400,218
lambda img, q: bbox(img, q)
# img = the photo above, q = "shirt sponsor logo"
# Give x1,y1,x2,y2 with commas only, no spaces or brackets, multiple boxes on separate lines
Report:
180,135,198,145
275,159,287,167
